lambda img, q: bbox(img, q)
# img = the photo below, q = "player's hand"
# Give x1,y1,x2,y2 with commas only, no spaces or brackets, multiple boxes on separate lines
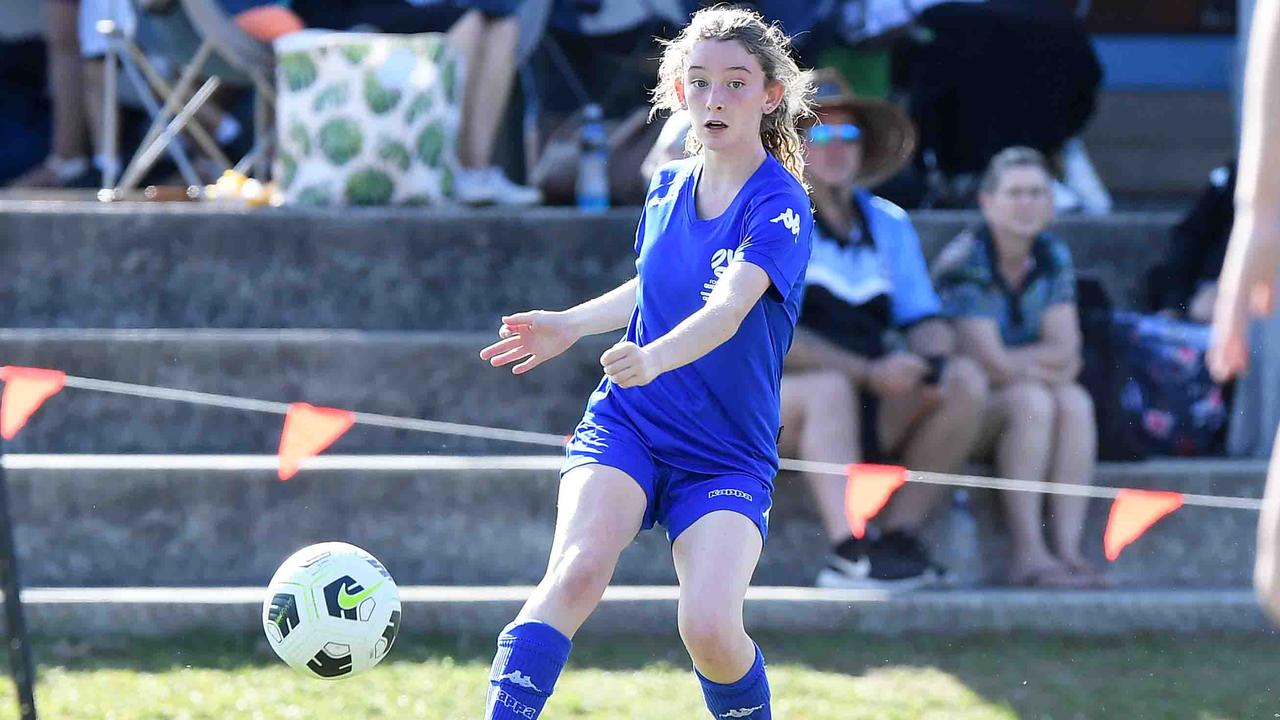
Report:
601,341,662,388
480,311,579,375
1209,217,1280,382
866,353,929,396
1209,281,1254,383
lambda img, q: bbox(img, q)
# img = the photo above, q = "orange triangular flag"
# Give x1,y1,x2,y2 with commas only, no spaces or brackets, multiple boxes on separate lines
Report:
845,463,908,539
1104,489,1184,561
0,366,66,440
277,403,355,480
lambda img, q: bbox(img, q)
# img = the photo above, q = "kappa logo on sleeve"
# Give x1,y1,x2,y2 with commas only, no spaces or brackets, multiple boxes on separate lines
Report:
770,208,801,240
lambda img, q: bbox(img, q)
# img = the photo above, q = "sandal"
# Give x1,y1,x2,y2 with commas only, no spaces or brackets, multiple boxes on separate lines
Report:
1060,558,1113,589
1007,563,1094,589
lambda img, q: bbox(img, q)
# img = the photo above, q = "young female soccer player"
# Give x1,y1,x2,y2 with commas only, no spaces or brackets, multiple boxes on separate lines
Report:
477,7,814,718
1210,0,1280,623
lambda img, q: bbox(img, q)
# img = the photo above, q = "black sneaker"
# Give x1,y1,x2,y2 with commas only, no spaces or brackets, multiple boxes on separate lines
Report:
815,536,872,588
870,530,947,589
815,531,945,591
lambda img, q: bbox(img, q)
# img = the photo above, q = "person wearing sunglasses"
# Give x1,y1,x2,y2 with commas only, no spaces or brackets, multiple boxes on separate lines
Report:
779,69,990,589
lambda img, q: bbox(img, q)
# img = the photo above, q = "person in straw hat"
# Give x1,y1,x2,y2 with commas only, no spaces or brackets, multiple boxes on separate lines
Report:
779,68,991,589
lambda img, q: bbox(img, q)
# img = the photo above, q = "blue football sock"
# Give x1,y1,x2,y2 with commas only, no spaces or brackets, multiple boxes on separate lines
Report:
696,643,771,719
485,620,572,720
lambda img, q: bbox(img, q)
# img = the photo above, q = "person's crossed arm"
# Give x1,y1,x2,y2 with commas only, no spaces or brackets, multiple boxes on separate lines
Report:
954,302,1081,387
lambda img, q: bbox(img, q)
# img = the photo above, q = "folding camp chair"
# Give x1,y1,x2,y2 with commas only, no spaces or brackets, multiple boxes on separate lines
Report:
99,0,276,198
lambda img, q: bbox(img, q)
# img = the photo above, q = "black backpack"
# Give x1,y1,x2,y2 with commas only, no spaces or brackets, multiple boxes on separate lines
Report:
1076,275,1150,461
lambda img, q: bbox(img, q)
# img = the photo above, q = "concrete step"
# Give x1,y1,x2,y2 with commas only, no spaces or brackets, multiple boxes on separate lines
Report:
13,586,1268,637
0,204,1178,331
1081,91,1234,196
1084,91,1234,146
0,203,640,331
0,455,1264,588
0,329,607,454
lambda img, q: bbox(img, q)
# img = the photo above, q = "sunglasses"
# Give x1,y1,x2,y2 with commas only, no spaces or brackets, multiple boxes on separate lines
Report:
807,124,862,145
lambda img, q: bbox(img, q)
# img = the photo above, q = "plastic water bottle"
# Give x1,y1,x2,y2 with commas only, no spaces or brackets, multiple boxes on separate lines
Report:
576,103,609,213
944,490,983,587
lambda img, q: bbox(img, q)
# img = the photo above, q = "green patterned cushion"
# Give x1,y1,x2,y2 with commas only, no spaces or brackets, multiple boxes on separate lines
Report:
274,31,460,207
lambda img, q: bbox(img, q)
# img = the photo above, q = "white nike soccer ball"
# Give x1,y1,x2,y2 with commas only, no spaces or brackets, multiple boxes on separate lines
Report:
262,542,402,680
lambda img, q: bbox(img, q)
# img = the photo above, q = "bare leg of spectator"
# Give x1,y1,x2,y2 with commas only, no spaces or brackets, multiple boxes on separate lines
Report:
449,10,540,205
82,57,105,170
11,0,90,187
49,0,87,162
447,10,485,169
1045,383,1102,584
876,357,989,532
982,382,1081,587
464,14,518,170
779,371,860,544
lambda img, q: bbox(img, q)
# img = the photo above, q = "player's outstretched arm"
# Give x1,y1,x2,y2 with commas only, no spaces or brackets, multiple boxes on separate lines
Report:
559,277,641,338
480,277,639,375
602,262,769,388
1210,0,1280,382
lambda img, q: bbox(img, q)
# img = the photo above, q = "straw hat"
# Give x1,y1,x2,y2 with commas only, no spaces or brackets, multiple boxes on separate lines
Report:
808,67,917,187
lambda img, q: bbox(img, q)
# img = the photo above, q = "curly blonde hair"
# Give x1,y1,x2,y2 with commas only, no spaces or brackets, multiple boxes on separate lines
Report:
650,5,815,183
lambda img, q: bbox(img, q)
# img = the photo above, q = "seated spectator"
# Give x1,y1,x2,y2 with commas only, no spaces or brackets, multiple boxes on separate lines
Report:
933,146,1105,589
292,0,540,205
1146,162,1235,323
9,0,93,187
11,0,253,188
780,69,988,589
893,1,1109,212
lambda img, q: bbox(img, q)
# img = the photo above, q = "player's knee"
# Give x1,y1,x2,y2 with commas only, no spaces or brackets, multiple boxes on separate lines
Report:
941,356,989,409
544,545,616,605
678,607,742,667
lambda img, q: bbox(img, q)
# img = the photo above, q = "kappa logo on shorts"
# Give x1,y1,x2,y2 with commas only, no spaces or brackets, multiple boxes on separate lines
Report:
708,488,753,502
770,208,801,240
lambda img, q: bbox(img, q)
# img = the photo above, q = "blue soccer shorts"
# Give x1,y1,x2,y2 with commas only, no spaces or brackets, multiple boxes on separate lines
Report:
563,416,773,543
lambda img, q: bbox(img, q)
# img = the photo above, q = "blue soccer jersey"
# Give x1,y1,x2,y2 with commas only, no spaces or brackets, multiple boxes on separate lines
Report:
578,155,813,485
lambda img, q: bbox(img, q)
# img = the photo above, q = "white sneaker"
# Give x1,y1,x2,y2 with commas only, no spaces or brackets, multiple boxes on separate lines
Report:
1061,137,1113,215
453,166,494,206
1053,179,1082,214
483,166,542,206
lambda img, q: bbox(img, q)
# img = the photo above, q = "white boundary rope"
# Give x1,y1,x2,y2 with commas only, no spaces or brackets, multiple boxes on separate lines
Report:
0,454,564,471
13,373,1255,511
62,375,567,448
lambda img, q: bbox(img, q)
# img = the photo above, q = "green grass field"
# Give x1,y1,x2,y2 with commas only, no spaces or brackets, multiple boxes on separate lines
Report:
1,631,1276,719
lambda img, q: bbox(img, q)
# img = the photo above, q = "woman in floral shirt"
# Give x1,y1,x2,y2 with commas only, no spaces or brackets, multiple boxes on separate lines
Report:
934,146,1105,589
